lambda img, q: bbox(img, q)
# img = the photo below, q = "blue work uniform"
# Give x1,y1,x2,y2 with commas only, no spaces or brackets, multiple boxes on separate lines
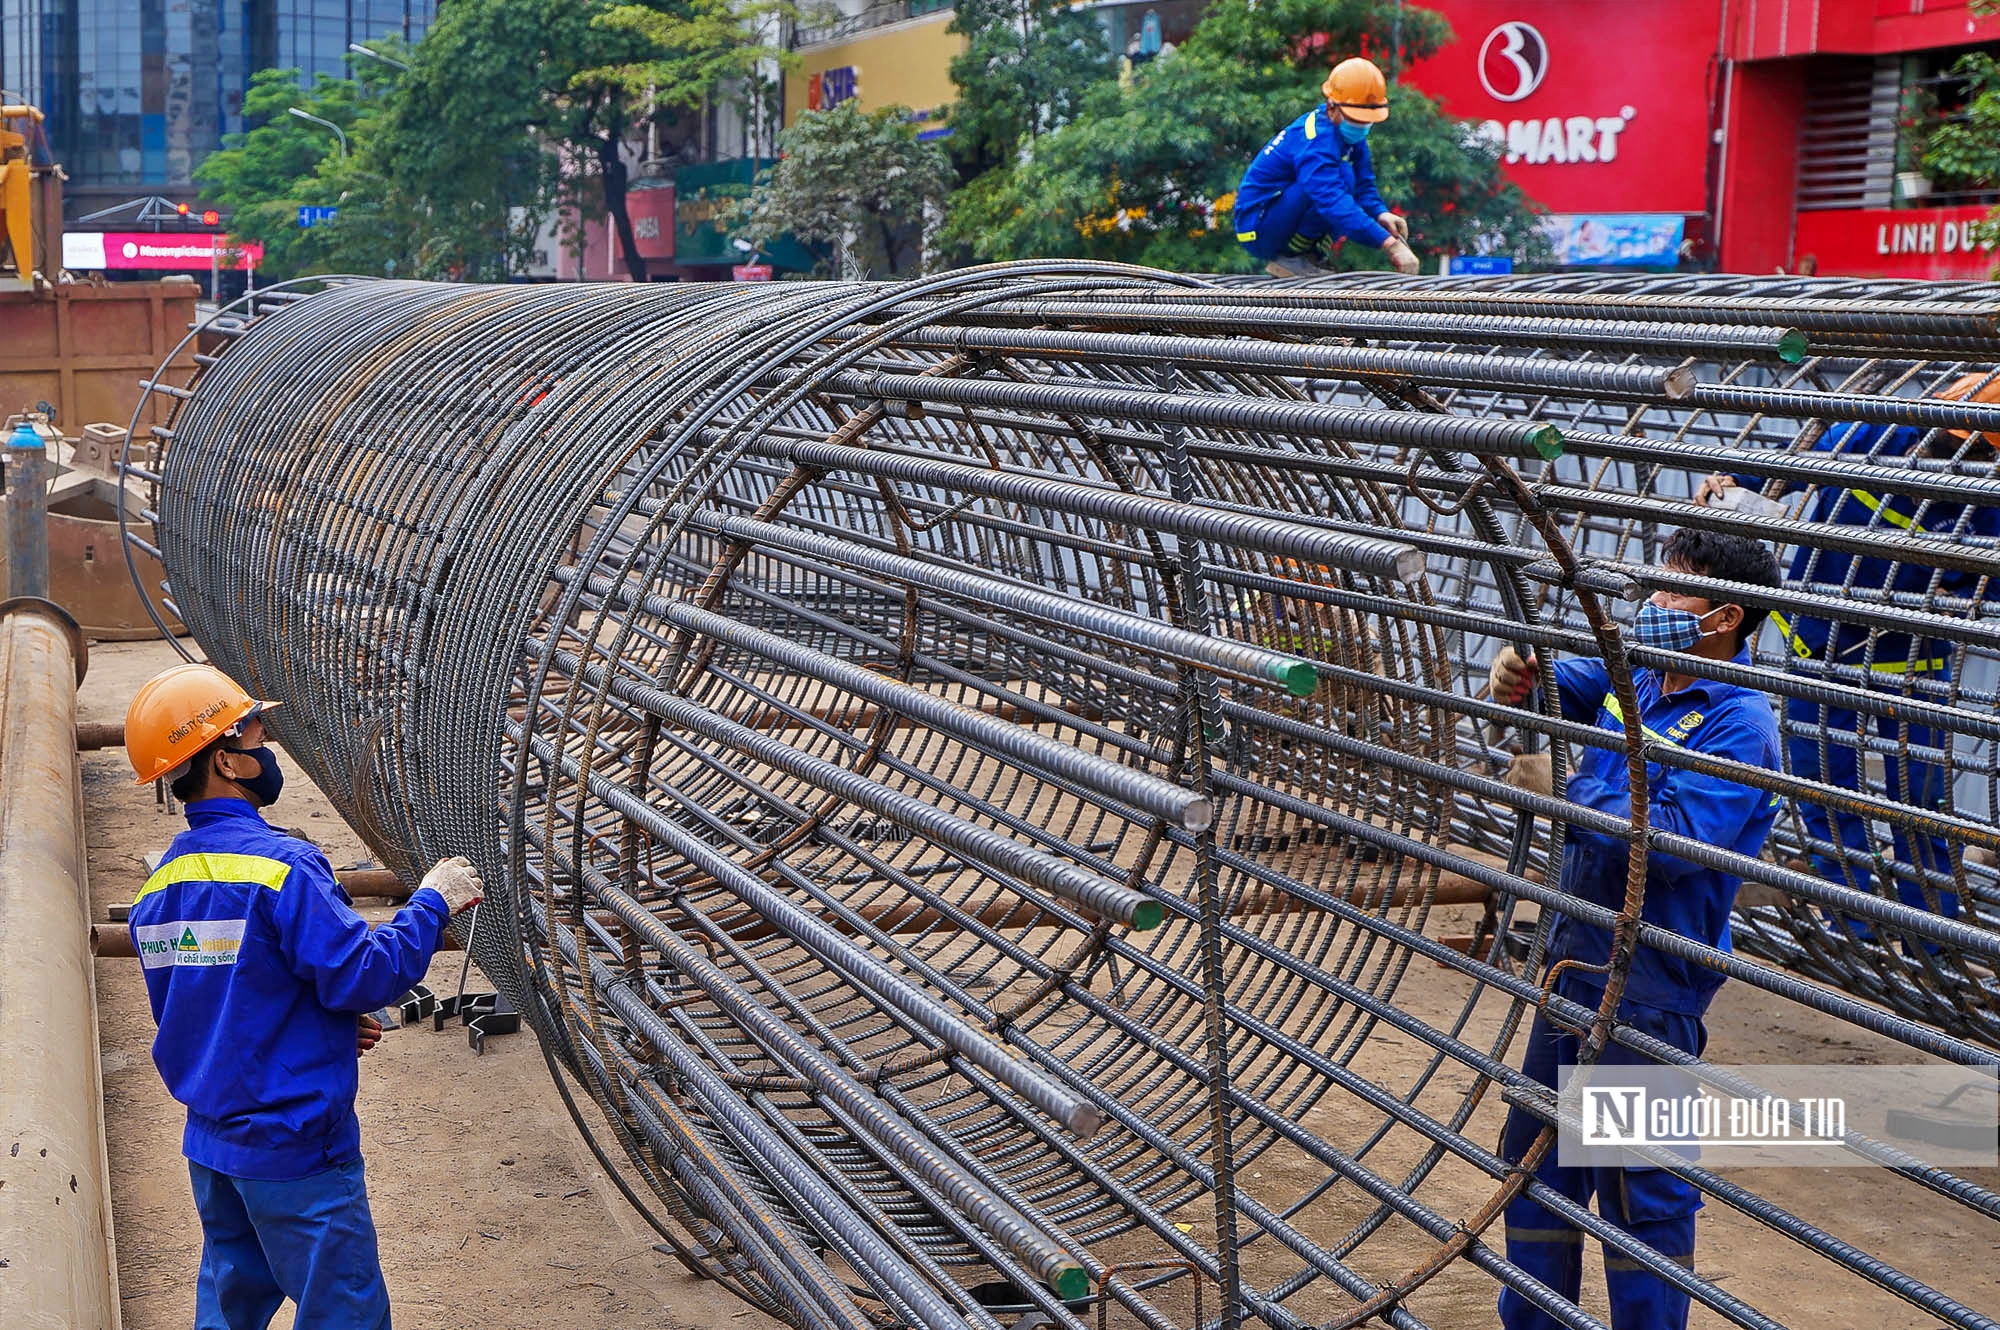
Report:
1233,105,1388,262
1499,652,1781,1330
131,797,453,1330
1732,421,1998,927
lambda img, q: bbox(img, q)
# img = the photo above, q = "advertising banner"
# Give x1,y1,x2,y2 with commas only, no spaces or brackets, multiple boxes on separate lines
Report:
64,231,264,271
1541,213,1685,267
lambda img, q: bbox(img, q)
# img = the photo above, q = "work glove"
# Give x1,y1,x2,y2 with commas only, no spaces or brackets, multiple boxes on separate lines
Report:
1489,646,1537,705
1382,236,1420,276
419,855,484,916
357,1013,383,1056
1378,211,1410,242
1502,751,1553,798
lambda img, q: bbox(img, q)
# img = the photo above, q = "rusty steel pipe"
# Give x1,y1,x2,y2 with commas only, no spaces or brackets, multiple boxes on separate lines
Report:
0,598,121,1330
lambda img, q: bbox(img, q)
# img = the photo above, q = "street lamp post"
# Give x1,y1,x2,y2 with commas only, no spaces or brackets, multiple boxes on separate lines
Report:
287,107,349,158
347,42,411,72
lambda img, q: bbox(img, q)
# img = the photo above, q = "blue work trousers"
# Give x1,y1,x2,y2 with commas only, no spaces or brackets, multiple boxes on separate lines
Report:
1498,991,1705,1330
1786,693,1957,934
1235,183,1330,262
190,1157,391,1330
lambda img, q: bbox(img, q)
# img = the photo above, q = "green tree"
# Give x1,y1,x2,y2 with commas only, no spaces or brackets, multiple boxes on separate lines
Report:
193,68,387,279
1922,54,2000,191
734,102,954,277
945,0,1114,179
942,0,1546,273
373,0,656,280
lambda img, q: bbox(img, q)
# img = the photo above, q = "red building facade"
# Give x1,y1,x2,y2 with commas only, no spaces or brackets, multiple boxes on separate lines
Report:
1405,0,2000,277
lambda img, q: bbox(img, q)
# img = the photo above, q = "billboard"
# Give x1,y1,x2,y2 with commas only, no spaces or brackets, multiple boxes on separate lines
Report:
1405,1,1719,216
64,232,265,271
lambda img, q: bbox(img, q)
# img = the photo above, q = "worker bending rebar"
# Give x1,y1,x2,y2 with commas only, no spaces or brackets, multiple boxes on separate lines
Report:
1697,373,2000,941
1487,529,1783,1330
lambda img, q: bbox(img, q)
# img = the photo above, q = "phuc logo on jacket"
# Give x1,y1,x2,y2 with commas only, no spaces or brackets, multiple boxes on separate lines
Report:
135,918,247,969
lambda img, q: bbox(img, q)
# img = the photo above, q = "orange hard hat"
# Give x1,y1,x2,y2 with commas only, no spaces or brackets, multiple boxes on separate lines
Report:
125,662,280,785
1935,371,2000,445
1324,57,1389,123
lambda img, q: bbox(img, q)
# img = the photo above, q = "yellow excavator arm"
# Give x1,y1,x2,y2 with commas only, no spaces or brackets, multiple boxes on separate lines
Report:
1,103,48,278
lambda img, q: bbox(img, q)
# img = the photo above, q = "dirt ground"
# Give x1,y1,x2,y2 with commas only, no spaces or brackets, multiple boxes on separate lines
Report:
79,636,1999,1329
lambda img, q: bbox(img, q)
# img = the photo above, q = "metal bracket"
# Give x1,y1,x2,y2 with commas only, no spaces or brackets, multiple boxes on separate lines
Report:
395,983,520,1054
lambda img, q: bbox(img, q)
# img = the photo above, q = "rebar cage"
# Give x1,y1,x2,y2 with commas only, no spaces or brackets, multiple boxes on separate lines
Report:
128,264,2000,1330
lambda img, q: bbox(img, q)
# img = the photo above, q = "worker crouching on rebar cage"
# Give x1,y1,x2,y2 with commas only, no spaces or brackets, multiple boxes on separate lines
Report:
1231,56,1421,280
124,663,485,1330
1487,529,1783,1330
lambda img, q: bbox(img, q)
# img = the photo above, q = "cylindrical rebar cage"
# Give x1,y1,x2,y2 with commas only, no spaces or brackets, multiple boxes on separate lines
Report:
130,266,2000,1330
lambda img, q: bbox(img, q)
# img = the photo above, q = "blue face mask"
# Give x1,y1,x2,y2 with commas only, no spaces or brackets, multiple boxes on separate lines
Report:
232,745,286,807
1337,117,1371,145
1634,602,1721,653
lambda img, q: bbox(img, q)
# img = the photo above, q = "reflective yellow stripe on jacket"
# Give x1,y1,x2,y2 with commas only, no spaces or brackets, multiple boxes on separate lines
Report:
134,851,292,905
1601,695,1678,749
1845,488,1917,531
1768,611,1945,673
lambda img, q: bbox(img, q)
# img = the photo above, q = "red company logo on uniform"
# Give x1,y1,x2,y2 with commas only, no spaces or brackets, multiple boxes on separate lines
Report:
1478,21,1548,103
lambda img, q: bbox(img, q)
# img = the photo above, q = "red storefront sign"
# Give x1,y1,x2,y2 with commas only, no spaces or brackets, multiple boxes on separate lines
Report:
1405,1,1717,215
731,264,774,282
621,187,676,263
1793,204,2000,280
64,231,265,270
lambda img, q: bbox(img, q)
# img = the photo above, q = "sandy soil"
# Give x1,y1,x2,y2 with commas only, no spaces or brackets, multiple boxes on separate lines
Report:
82,638,786,1330
79,636,1999,1329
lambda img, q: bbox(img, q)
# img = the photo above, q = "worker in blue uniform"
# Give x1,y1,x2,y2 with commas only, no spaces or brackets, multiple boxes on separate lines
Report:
1696,371,2000,935
1487,528,1784,1330
124,662,486,1330
1233,56,1421,280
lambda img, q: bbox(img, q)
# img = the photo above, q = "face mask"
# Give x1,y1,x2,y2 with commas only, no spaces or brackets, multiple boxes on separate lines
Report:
1337,118,1371,145
1634,602,1724,653
232,745,286,807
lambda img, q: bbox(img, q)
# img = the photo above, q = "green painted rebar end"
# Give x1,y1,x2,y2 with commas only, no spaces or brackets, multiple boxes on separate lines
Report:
1129,899,1165,931
1528,424,1564,461
1051,1264,1090,1302
1276,658,1321,698
1777,328,1809,363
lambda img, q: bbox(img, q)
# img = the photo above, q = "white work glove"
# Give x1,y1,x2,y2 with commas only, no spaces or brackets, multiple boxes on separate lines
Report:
1378,211,1410,241
1489,646,1538,705
419,855,484,916
1382,236,1420,275
1502,751,1553,797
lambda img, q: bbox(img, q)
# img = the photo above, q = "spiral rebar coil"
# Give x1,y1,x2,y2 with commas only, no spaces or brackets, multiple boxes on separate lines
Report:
128,265,2000,1330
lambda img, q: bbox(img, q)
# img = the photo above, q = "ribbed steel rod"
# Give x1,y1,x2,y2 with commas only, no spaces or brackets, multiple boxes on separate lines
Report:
912,298,1811,361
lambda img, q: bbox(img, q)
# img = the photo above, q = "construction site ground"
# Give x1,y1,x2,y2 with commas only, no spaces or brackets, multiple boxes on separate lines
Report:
80,637,2000,1329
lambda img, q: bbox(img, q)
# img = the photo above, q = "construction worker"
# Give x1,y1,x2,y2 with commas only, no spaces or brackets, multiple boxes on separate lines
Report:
124,662,484,1330
1695,372,2000,937
1232,56,1421,280
1487,528,1784,1330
